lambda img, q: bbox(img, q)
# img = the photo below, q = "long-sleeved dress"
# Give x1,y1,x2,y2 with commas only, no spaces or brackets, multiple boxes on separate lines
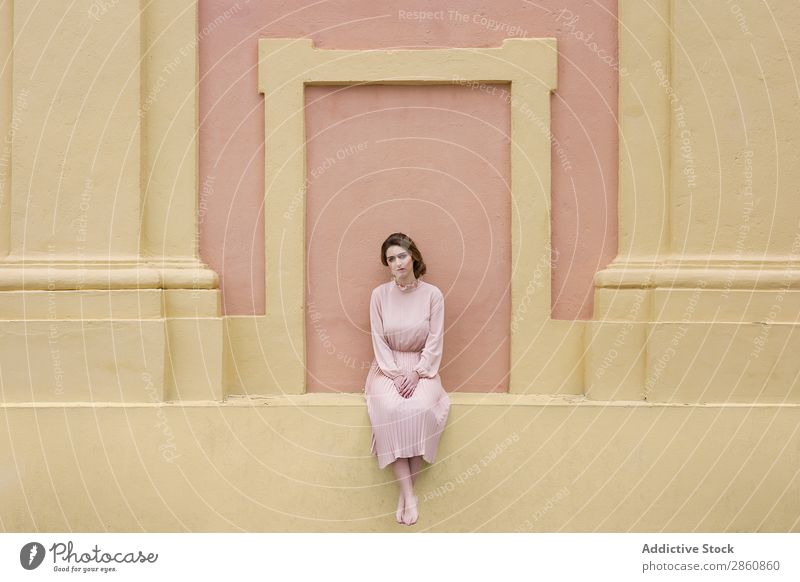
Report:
365,279,451,469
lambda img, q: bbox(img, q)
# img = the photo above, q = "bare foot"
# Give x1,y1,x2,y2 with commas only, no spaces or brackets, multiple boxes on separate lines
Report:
396,494,405,524
402,495,418,526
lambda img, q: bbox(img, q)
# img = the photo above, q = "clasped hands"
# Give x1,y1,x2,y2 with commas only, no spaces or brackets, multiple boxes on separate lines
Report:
393,371,420,398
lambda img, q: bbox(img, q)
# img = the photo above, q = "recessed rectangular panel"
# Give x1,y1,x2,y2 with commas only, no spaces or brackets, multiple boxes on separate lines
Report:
305,84,511,393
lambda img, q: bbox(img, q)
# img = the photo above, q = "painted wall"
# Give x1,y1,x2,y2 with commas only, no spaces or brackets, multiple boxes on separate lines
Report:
4,399,797,531
198,0,619,321
3,0,800,535
304,84,511,392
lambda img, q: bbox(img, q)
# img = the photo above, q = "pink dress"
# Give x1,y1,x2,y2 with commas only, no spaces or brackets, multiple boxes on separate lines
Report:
365,279,451,470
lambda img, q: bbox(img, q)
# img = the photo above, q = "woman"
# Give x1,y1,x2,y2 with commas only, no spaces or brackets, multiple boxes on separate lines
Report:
364,232,451,526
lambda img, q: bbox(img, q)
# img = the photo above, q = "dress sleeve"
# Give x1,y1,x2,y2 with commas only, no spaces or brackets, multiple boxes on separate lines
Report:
413,290,444,378
370,289,403,379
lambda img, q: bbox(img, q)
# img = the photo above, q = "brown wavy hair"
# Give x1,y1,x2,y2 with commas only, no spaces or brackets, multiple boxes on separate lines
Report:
380,232,427,279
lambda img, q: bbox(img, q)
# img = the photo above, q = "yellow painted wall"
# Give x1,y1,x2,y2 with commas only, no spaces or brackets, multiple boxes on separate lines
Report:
2,397,797,531
0,0,798,532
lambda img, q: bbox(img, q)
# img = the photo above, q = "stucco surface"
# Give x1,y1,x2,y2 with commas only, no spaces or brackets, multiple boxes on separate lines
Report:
304,84,511,392
198,0,618,319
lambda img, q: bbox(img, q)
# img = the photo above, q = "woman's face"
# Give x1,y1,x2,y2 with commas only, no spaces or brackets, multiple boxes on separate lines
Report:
385,245,413,279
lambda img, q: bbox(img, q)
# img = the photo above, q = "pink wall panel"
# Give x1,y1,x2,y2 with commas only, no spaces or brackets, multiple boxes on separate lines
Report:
304,85,511,392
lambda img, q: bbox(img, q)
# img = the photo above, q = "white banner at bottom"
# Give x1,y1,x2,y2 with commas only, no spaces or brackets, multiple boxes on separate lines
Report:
0,533,797,581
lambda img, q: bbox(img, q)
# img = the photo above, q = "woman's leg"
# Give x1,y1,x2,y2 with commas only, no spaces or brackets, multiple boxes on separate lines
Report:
391,457,418,525
391,458,413,500
393,459,406,523
398,456,423,524
409,455,424,486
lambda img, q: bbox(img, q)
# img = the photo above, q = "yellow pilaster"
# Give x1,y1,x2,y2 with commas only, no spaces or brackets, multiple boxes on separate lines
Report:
590,0,800,403
0,0,12,257
0,0,220,402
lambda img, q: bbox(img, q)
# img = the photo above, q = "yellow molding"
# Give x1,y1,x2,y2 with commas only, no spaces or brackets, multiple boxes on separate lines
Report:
256,38,563,395
653,289,800,323
0,263,218,290
0,288,220,319
596,261,800,290
0,289,163,319
258,38,557,91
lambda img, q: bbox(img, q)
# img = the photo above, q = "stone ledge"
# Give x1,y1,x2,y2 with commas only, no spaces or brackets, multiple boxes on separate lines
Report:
5,394,800,408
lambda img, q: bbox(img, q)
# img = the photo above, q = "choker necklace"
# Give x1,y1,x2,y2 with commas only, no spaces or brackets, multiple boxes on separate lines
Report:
393,277,420,291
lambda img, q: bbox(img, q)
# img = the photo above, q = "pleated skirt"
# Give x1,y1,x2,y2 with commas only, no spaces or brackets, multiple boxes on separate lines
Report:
365,350,451,470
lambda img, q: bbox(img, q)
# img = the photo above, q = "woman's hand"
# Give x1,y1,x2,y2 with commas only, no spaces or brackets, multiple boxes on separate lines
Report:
399,371,420,399
393,375,406,393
